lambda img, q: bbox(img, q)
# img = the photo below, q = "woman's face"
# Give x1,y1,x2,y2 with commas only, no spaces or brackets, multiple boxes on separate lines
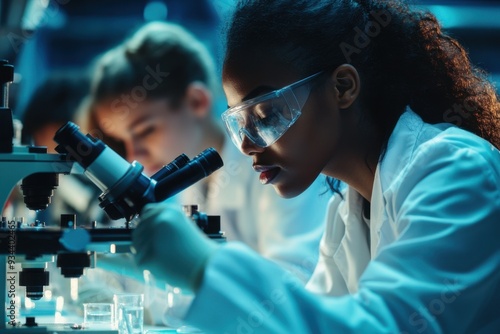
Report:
222,53,344,198
93,98,201,176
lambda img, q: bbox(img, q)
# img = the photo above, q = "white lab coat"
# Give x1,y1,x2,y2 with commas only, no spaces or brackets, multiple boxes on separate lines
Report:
184,109,500,333
181,136,331,282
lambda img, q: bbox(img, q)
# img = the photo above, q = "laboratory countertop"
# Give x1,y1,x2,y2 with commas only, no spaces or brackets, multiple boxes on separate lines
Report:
8,314,180,333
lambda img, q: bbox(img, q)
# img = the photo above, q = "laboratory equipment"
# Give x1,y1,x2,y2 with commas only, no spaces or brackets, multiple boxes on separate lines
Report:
83,303,115,330
0,60,224,333
113,293,143,334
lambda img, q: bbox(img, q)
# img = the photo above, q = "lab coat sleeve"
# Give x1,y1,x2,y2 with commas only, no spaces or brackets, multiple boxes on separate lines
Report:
184,139,500,333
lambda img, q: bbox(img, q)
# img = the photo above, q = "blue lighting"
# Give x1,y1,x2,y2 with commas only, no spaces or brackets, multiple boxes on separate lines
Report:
144,1,168,22
422,5,500,29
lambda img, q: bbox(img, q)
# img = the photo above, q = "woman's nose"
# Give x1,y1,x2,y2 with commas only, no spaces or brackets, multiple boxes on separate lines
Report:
240,134,265,156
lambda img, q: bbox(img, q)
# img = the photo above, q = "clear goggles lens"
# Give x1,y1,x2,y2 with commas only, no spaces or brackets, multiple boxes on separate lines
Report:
222,72,322,149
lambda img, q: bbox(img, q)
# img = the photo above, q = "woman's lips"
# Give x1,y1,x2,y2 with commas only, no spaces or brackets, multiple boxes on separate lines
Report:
253,165,281,185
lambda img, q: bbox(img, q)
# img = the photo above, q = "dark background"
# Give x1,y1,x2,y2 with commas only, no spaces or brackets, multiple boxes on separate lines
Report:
1,0,499,119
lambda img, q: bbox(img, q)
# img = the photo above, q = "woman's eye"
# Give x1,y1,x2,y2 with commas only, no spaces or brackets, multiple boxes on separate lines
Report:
258,108,280,124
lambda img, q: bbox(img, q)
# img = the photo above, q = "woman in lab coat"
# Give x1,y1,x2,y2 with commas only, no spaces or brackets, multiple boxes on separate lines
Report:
132,0,500,333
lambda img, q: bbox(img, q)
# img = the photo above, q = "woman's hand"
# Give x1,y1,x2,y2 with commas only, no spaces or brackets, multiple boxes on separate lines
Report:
132,202,219,293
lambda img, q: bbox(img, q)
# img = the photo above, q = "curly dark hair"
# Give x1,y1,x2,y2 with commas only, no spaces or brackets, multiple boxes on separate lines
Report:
224,0,500,193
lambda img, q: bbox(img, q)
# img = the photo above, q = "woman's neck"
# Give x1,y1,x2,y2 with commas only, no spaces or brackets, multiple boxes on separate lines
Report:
324,111,380,202
338,156,377,202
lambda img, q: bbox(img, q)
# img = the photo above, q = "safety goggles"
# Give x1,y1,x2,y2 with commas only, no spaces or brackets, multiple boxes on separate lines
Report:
222,71,323,149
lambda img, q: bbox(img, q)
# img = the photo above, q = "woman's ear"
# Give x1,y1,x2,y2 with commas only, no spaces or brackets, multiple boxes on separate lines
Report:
330,64,360,109
185,82,212,118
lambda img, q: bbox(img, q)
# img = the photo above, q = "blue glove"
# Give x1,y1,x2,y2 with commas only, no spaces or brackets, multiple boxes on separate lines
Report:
132,202,218,293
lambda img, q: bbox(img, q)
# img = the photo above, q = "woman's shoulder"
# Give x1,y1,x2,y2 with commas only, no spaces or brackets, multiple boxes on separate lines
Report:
415,121,500,171
397,121,500,200
392,109,497,162
380,109,500,193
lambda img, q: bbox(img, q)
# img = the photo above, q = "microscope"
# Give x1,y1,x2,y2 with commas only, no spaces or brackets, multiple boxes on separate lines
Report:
0,60,224,332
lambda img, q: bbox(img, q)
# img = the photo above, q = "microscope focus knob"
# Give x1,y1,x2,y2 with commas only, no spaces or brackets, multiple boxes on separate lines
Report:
59,228,91,252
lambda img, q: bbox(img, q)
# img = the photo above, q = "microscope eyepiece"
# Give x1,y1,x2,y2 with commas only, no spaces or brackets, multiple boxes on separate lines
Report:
154,148,224,202
151,154,190,181
194,147,225,176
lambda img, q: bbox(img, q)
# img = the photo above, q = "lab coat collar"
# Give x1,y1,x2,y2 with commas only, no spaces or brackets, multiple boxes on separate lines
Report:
334,186,371,292
370,108,430,256
377,108,426,194
331,109,428,291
